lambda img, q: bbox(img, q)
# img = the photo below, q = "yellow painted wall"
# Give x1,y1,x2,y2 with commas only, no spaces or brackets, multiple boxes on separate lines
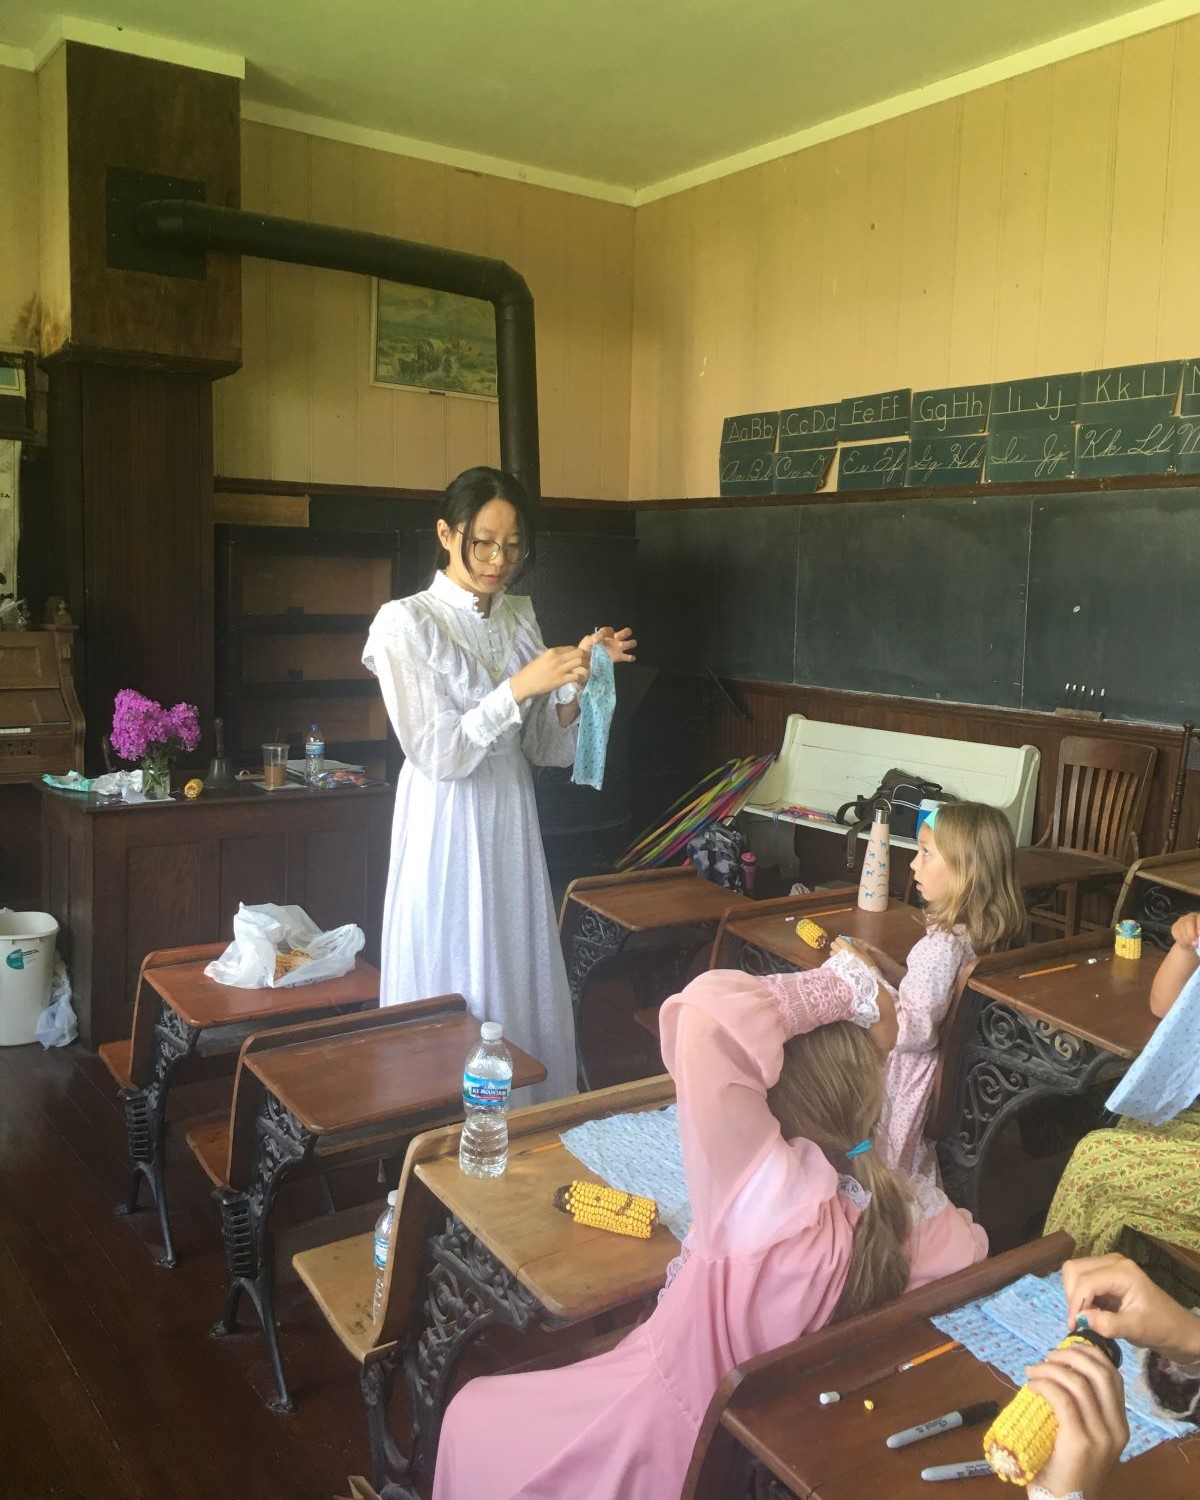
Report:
0,66,41,347
213,121,636,499
629,18,1200,498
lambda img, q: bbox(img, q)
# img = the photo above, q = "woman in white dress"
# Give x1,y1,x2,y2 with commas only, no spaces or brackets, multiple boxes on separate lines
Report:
363,467,634,1101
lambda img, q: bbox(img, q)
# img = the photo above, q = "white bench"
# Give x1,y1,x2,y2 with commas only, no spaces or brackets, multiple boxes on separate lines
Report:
743,715,1040,852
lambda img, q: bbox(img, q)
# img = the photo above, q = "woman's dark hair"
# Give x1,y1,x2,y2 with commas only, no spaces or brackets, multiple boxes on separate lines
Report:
433,466,536,585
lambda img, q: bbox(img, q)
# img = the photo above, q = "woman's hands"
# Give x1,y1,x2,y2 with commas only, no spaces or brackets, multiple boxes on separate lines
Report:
1025,1340,1128,1500
1062,1255,1200,1368
580,626,637,664
510,647,589,705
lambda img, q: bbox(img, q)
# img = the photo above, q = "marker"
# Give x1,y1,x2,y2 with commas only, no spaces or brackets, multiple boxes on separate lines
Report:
1016,961,1078,980
921,1460,995,1481
886,1401,999,1449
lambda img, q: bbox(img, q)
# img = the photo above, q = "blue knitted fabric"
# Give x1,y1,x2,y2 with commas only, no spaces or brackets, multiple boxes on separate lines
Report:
571,641,615,791
560,1104,691,1240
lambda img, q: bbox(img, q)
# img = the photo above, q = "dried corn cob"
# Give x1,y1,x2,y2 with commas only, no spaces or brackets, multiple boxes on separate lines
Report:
553,1181,658,1239
794,918,830,950
983,1329,1121,1484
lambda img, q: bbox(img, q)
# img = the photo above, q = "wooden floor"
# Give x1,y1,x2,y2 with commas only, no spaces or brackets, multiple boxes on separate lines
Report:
0,1040,373,1500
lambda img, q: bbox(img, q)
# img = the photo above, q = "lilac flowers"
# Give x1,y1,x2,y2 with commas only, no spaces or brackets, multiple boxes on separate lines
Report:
111,689,201,762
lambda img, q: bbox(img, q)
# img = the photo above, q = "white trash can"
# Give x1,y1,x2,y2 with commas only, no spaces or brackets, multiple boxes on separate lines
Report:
0,911,59,1046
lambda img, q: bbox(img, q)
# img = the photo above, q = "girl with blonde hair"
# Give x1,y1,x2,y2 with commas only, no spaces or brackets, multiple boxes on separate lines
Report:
822,800,1026,1189
433,961,985,1499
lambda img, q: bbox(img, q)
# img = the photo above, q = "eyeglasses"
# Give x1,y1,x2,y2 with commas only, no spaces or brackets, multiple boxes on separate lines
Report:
459,532,528,566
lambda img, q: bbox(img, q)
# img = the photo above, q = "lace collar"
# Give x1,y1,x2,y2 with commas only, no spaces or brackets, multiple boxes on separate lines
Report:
429,568,504,618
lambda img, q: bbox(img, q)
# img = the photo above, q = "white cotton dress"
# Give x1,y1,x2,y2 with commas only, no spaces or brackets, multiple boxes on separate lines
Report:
363,570,580,1102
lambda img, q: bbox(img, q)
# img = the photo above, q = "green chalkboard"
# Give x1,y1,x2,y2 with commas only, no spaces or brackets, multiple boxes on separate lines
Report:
906,435,986,486
778,404,838,450
773,448,834,494
989,373,1079,430
911,385,991,437
837,389,911,440
838,441,909,489
1075,415,1175,478
1077,360,1180,424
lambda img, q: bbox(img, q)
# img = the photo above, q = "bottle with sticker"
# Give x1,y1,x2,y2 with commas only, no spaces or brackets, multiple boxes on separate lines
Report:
371,1189,397,1320
458,1021,514,1178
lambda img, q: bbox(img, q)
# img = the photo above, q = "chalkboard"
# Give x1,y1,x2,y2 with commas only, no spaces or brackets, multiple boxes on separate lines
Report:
637,484,1200,726
911,385,991,437
1077,360,1180,424
778,404,838,450
906,435,986,487
1024,488,1200,723
1075,415,1175,478
837,389,911,440
838,441,908,489
989,374,1079,430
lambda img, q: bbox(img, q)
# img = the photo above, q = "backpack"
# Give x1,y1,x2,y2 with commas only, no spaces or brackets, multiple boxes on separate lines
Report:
835,768,957,867
686,818,748,890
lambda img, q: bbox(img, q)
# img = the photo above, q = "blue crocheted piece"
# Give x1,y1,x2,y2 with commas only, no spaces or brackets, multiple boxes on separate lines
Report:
1106,960,1200,1125
560,1104,691,1240
932,1271,1192,1459
571,640,615,792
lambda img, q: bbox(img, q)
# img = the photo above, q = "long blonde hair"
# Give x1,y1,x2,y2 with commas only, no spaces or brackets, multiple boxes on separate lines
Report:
922,801,1025,954
766,1021,911,1321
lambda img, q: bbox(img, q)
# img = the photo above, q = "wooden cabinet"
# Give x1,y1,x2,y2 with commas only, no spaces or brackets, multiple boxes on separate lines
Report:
41,781,392,1048
0,613,84,785
215,526,401,779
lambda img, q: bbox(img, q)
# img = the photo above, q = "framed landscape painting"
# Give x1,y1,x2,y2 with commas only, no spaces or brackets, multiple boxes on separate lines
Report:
371,281,498,399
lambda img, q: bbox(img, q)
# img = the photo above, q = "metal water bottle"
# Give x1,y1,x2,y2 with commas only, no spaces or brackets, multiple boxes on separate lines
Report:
857,801,891,912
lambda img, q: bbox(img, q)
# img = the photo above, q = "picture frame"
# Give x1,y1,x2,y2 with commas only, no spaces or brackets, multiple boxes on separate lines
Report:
370,280,498,400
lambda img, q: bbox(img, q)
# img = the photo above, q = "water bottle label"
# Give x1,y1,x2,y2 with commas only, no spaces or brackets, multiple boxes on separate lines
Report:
374,1236,389,1270
463,1070,511,1109
307,741,325,756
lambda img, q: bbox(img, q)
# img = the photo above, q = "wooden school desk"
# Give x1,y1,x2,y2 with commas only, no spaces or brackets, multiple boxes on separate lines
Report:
710,895,927,976
1014,844,1129,936
206,1001,545,1410
559,867,754,1086
1115,847,1200,947
106,944,381,1266
683,1232,1200,1499
935,933,1163,1218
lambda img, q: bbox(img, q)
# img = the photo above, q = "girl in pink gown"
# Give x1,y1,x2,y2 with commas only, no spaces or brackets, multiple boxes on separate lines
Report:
849,801,1026,1187
432,951,988,1500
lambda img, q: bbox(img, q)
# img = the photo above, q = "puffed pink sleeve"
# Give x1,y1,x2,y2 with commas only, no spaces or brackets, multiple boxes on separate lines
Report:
893,928,975,1053
658,964,875,1250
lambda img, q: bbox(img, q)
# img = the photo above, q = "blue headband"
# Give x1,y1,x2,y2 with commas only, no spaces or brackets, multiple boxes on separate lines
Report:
923,805,939,830
845,1139,873,1158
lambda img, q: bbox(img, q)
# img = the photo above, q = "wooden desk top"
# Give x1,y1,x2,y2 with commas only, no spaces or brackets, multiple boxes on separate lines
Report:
1015,845,1127,888
722,901,927,972
969,939,1163,1059
145,955,381,1029
245,1013,546,1135
716,1237,1198,1499
1130,854,1200,896
415,1106,678,1321
569,870,754,931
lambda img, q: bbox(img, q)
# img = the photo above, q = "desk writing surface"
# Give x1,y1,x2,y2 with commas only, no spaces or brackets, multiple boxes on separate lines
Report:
1015,845,1127,889
724,902,927,971
246,1015,545,1135
970,947,1163,1058
415,1123,677,1321
145,955,381,1028
1133,855,1200,896
573,876,753,931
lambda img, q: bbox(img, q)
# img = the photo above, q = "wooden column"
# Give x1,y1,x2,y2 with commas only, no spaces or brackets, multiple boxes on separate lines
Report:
38,42,241,766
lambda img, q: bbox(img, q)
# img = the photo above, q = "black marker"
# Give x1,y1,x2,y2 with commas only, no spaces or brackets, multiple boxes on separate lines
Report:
887,1400,999,1449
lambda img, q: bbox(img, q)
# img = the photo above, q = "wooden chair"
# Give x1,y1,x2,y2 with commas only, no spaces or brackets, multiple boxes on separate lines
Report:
293,1074,675,1498
1027,735,1157,934
1116,1227,1200,1311
185,994,471,1411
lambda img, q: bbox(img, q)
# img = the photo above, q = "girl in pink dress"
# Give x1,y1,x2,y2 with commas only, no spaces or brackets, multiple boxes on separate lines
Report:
432,954,987,1500
841,801,1026,1188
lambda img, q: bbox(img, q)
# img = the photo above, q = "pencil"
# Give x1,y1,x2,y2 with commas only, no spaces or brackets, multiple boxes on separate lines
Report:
521,1141,565,1156
1016,962,1078,980
897,1339,962,1372
805,905,855,919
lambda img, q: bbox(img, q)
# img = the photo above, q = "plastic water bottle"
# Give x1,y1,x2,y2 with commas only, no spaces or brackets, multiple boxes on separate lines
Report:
371,1189,397,1319
458,1021,513,1178
304,722,325,786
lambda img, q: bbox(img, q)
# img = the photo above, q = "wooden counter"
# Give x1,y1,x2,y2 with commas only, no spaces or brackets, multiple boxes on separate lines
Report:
41,781,392,1047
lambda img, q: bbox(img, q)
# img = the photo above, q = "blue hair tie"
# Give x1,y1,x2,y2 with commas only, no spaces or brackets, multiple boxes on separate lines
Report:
845,1139,872,1158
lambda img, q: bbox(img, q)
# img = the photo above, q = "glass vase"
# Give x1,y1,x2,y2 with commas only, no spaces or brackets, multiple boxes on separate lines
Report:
140,750,172,800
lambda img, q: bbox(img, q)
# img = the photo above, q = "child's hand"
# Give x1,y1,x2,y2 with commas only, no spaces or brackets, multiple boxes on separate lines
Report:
1170,911,1200,952
1025,1342,1127,1500
1062,1255,1200,1366
582,626,637,664
847,938,906,988
830,934,868,962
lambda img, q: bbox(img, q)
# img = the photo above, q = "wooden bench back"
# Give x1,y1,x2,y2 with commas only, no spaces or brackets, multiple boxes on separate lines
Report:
681,1231,1071,1500
126,942,230,1088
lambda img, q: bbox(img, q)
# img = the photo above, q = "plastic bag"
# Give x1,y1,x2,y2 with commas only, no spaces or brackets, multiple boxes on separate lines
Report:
36,956,79,1048
203,902,365,989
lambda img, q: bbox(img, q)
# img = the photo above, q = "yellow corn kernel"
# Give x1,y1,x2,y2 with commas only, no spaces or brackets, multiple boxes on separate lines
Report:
553,1181,658,1238
983,1334,1094,1484
794,918,830,950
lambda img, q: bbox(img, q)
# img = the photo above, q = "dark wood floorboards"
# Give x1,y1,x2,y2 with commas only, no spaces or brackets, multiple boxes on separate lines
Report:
0,1042,370,1500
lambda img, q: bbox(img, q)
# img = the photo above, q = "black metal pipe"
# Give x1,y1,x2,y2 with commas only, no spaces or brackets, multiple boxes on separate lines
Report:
136,199,541,500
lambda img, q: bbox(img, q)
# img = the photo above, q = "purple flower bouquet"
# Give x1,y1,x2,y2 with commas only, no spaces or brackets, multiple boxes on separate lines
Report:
111,689,201,799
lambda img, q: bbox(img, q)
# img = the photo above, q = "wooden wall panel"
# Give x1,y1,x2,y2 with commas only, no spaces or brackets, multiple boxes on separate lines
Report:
0,67,40,348
216,122,635,499
629,13,1200,497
